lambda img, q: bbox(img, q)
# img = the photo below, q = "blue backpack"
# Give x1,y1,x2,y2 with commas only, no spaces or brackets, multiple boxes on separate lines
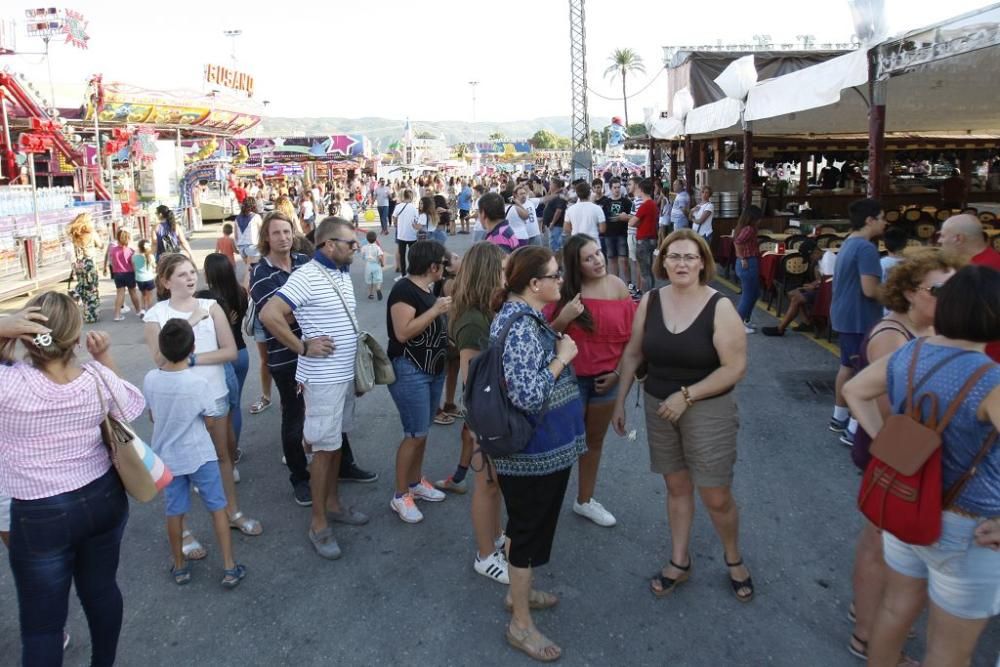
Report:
464,310,551,458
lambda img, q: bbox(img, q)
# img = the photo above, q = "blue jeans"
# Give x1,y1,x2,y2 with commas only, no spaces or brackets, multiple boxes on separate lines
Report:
548,226,564,255
378,205,389,233
8,468,129,667
387,357,445,438
431,229,448,244
225,347,250,444
734,256,760,323
636,238,657,291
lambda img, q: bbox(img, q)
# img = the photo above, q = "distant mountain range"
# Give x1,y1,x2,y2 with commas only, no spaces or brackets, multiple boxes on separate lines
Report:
259,116,574,147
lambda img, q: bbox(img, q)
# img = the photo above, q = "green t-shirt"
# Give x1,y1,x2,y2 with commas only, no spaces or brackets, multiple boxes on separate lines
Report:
452,308,490,352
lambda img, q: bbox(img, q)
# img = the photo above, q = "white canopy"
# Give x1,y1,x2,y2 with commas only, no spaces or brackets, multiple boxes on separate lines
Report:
683,97,743,136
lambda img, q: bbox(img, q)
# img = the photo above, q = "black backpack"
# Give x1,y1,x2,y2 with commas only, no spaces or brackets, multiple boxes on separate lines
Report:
464,310,552,458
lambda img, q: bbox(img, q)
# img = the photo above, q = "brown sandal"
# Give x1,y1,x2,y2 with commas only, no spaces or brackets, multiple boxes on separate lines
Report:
650,557,691,598
504,590,559,612
505,624,562,663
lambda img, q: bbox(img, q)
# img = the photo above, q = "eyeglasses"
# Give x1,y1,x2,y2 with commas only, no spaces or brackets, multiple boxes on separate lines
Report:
665,253,701,264
537,271,563,281
918,283,946,297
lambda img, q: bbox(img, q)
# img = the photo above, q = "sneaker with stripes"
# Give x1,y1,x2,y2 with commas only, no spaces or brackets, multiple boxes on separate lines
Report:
473,550,509,585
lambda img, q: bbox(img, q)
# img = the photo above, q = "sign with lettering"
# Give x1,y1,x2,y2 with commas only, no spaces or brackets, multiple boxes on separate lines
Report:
204,64,254,97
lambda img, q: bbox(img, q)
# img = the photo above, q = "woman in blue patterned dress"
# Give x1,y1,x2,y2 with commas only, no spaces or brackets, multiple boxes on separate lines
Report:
491,245,586,662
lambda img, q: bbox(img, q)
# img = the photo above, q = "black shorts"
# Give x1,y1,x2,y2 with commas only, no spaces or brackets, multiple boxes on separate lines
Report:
496,467,571,568
459,209,470,221
113,272,136,289
137,280,155,292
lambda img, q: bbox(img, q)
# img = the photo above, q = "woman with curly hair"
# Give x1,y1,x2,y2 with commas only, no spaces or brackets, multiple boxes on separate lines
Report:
845,246,960,664
67,213,105,323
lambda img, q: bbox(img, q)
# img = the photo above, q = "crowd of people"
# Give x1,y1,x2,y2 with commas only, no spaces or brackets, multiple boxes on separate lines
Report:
1,167,999,665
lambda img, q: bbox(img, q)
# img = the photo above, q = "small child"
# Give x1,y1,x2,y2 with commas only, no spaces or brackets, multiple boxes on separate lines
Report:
143,319,246,589
132,239,157,312
109,229,142,321
216,223,238,266
361,230,384,300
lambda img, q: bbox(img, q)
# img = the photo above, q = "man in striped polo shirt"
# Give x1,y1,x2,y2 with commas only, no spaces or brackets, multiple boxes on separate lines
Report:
260,218,369,560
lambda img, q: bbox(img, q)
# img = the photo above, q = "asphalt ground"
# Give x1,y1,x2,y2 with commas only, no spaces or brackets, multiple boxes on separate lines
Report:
1,223,997,667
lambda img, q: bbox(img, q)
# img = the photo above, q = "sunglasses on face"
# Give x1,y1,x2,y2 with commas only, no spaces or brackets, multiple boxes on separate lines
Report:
324,238,359,249
918,283,945,297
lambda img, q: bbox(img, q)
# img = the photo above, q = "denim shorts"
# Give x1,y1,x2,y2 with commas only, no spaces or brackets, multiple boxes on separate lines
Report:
164,461,227,517
548,226,564,255
882,511,1000,619
604,235,628,258
366,263,384,286
253,317,267,343
837,332,865,369
387,356,445,439
627,230,638,261
576,374,619,405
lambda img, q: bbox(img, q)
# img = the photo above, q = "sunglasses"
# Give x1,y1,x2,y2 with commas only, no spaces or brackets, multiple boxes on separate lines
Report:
918,283,945,297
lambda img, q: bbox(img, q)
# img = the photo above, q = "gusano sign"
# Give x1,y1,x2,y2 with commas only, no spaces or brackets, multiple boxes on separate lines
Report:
204,64,254,97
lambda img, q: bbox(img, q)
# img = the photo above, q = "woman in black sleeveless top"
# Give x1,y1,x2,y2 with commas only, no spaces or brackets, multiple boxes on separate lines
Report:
611,229,752,602
846,248,958,663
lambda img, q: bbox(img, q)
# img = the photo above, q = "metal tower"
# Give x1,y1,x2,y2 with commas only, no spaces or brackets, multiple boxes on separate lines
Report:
569,0,592,180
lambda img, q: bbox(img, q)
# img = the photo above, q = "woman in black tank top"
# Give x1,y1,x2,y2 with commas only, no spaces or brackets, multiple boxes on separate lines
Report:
846,248,959,662
611,230,754,602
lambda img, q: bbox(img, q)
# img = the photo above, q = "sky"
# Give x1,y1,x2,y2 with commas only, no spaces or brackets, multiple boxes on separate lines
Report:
2,0,994,132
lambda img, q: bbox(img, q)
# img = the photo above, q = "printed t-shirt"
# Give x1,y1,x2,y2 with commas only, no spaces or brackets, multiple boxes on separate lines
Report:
386,278,449,375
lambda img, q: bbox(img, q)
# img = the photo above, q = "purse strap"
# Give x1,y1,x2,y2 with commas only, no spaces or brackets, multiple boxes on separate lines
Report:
315,261,359,335
83,363,123,419
943,429,999,508
931,363,994,434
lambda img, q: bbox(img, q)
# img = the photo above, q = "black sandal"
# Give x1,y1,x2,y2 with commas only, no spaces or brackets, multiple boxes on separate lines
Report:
649,557,691,598
725,556,754,603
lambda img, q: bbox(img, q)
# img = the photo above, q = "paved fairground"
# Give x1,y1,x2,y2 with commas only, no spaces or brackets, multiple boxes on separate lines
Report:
1,221,997,667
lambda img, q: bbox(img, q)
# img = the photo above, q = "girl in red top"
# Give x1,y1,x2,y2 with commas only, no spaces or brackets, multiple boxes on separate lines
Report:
547,233,636,527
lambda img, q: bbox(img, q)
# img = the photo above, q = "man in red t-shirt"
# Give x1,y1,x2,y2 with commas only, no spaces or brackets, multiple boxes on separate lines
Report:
940,213,1000,360
629,178,660,292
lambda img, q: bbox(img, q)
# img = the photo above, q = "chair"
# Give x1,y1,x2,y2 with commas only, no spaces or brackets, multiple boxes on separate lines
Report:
817,225,837,234
992,235,1000,253
914,222,937,242
936,209,952,222
885,210,901,223
811,279,834,341
758,240,778,254
770,253,811,315
981,212,997,224
785,234,808,250
815,233,838,249
782,226,800,235
827,237,845,251
903,208,922,223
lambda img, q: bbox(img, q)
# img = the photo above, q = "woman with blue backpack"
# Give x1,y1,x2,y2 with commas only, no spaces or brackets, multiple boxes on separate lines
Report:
488,245,586,663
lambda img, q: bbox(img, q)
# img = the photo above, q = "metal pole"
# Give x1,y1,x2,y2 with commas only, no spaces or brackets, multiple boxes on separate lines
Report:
44,37,57,116
867,49,886,200
742,128,754,210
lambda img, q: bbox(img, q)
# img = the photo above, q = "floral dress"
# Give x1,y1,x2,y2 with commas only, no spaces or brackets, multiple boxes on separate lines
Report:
72,240,102,323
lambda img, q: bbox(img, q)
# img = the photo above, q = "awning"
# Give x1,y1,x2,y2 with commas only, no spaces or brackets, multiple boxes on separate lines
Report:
683,97,743,136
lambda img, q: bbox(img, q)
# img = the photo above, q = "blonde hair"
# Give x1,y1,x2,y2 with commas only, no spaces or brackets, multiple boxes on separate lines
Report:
449,242,505,342
156,253,197,300
0,291,82,366
66,213,94,247
879,246,963,313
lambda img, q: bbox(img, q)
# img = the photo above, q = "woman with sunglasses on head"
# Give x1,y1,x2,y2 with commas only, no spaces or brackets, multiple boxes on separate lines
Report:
611,229,752,602
845,265,1000,667
0,292,144,666
545,234,635,528
386,240,453,524
491,245,585,663
844,247,960,664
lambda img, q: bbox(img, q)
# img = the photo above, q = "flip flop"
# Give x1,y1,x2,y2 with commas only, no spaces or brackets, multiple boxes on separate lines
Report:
181,530,207,560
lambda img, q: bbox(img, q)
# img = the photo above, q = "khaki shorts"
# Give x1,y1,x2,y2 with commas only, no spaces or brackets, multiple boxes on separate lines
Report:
644,391,739,487
302,380,355,451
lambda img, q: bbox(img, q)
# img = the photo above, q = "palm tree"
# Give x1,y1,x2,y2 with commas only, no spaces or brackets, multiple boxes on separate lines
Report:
604,48,646,129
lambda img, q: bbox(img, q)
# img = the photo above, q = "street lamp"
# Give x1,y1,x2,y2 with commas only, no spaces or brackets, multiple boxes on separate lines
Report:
223,29,242,61
468,81,479,147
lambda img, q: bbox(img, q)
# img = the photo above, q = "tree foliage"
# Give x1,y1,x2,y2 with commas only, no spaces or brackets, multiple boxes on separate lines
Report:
604,48,646,128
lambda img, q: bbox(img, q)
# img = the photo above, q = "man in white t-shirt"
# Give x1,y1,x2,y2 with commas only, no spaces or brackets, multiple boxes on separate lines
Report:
505,184,543,245
564,181,606,239
260,218,367,560
374,180,391,234
690,186,715,242
391,189,419,276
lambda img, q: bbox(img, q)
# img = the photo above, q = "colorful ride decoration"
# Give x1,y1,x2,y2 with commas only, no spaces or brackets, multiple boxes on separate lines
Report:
608,116,627,147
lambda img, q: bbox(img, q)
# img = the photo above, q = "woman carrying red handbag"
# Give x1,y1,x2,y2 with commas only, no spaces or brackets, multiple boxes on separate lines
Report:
844,265,1000,667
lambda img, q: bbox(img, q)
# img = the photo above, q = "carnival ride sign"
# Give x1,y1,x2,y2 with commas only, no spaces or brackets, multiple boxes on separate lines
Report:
205,65,254,97
24,8,89,48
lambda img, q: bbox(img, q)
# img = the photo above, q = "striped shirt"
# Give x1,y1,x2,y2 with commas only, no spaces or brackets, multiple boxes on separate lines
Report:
276,254,358,384
249,253,310,370
0,361,145,500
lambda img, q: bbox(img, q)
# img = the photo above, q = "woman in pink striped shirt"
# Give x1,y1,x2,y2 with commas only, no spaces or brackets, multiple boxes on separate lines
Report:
0,291,144,666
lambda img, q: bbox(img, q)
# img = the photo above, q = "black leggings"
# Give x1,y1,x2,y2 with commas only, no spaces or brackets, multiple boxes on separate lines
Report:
397,240,413,275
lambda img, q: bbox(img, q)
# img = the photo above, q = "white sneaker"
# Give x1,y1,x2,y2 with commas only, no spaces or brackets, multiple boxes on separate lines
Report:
744,324,756,334
474,550,510,585
121,304,130,314
232,466,241,483
410,477,446,502
494,532,506,553
390,493,424,523
573,498,617,527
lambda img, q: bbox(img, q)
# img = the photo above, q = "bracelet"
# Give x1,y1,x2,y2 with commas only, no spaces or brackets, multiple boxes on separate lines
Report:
681,386,694,406
612,369,621,377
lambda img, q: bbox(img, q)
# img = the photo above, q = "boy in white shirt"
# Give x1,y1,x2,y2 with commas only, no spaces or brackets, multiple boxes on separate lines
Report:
143,319,246,589
564,181,605,239
361,230,385,301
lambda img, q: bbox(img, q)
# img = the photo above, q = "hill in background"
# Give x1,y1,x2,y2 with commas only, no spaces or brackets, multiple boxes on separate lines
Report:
259,116,574,146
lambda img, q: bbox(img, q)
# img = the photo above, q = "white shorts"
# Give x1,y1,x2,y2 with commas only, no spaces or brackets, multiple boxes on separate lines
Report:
627,230,638,262
302,381,354,452
883,511,1000,620
0,494,10,533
